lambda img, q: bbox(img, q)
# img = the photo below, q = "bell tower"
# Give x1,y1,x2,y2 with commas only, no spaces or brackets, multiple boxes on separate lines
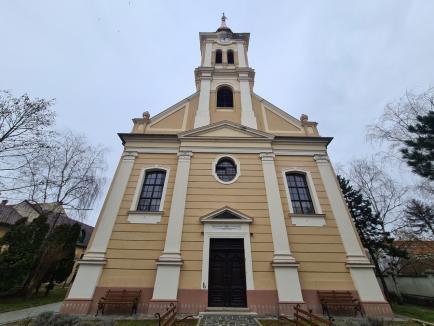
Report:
194,14,257,129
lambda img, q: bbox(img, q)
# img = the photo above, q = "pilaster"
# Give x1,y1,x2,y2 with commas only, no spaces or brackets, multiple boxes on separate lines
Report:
239,72,257,129
152,151,192,300
314,154,387,303
194,72,212,128
66,151,138,302
260,152,303,303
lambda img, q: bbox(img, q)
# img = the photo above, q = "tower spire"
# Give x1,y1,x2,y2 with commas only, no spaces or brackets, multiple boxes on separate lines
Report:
216,12,232,33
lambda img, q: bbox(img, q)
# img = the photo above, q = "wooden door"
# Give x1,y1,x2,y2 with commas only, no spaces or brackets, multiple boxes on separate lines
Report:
208,238,247,307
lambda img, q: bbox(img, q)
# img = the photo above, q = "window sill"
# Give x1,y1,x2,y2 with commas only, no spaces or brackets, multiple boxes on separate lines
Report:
127,211,163,224
290,213,326,227
216,107,234,110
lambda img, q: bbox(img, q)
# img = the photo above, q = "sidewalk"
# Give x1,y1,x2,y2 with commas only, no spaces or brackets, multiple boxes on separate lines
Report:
0,302,62,325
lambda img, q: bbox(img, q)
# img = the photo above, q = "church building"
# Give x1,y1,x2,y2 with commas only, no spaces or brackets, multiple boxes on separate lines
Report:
61,16,392,317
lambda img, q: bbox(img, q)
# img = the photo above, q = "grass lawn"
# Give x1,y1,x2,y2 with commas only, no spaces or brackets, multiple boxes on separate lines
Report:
0,287,67,313
391,302,434,323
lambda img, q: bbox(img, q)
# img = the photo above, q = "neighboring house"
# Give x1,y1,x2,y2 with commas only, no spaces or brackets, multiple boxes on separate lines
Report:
62,16,392,317
0,200,94,283
394,240,434,275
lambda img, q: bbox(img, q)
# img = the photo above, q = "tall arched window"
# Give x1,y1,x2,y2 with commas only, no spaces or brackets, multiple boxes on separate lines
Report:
217,86,233,108
227,50,234,64
215,49,222,64
285,173,315,214
137,170,167,212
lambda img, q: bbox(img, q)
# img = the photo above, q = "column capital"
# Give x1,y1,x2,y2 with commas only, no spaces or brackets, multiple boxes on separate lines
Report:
259,152,275,161
178,151,193,161
122,151,138,161
313,154,330,164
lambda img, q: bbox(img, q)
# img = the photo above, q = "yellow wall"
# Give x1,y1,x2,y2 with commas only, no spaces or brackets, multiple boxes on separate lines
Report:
98,153,178,288
274,156,355,291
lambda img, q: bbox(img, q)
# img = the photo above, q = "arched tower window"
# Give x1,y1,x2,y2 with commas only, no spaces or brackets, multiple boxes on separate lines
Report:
285,173,315,214
227,50,234,64
215,49,222,64
217,86,233,108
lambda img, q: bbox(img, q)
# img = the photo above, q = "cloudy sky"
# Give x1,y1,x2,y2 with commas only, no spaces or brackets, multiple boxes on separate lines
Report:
1,1,433,225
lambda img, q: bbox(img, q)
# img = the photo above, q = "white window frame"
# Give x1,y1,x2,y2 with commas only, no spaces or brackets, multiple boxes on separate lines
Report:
282,168,323,215
128,166,170,224
212,155,241,185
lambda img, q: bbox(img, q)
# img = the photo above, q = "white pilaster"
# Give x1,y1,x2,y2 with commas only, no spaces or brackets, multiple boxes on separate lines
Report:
260,152,303,302
314,154,386,302
203,42,213,67
67,151,137,300
237,42,246,67
152,151,192,300
239,73,257,129
194,76,212,128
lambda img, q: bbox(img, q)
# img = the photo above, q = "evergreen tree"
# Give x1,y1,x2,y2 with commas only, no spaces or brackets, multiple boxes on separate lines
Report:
401,110,434,180
0,216,49,294
405,199,434,237
338,175,406,301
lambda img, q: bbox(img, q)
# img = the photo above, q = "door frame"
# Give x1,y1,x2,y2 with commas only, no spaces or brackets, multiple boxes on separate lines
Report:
201,223,254,292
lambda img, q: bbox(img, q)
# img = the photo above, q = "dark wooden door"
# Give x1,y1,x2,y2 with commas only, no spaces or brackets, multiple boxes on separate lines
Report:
208,238,247,307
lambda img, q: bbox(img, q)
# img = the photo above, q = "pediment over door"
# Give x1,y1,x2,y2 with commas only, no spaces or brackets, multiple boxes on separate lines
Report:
200,206,253,224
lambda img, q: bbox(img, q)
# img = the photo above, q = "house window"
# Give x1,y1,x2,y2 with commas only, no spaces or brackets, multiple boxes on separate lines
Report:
227,50,234,64
215,157,237,182
285,173,315,214
78,229,86,243
137,170,167,212
217,86,233,108
216,49,222,64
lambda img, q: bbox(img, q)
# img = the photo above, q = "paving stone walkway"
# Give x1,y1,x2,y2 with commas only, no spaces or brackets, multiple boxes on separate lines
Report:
199,314,260,326
0,302,62,325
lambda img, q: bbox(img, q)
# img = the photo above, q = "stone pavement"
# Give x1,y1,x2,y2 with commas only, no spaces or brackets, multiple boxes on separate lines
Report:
199,314,260,326
0,302,62,325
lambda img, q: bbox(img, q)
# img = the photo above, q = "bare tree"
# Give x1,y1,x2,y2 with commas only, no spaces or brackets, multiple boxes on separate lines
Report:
367,88,433,151
18,131,106,220
347,158,408,232
0,91,55,192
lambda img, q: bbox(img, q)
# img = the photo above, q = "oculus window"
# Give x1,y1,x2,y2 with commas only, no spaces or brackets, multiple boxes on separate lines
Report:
215,157,237,182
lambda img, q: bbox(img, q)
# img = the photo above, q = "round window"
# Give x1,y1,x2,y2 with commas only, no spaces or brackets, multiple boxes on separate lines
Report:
215,157,237,182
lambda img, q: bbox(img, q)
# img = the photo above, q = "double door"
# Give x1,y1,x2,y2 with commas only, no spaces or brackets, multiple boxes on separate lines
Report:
208,238,247,308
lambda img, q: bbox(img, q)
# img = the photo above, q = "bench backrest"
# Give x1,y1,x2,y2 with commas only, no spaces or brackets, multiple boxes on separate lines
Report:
104,290,141,302
294,305,333,326
317,291,357,303
155,303,177,326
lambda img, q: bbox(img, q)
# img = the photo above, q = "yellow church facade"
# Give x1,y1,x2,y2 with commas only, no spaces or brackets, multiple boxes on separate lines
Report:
61,18,392,317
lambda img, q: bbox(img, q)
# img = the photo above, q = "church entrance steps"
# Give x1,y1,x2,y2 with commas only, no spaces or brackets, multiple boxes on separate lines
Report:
204,307,251,313
198,314,260,326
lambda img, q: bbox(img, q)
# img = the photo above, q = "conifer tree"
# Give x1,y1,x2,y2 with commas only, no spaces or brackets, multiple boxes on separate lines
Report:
401,111,434,180
338,175,406,301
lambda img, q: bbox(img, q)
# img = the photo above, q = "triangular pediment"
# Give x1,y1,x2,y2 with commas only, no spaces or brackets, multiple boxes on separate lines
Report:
200,206,253,224
179,121,274,140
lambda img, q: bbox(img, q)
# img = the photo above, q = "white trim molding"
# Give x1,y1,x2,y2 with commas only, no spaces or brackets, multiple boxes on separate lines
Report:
201,210,254,291
291,214,326,227
281,168,323,215
68,151,138,300
259,152,304,303
127,166,170,224
212,155,241,185
152,151,193,300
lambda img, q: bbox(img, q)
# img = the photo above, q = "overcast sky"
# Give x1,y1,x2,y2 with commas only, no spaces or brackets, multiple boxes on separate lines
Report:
1,1,434,225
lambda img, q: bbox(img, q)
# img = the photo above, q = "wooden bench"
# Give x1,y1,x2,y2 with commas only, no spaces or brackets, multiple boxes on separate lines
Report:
154,303,195,326
96,289,141,316
317,290,363,317
279,304,333,326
